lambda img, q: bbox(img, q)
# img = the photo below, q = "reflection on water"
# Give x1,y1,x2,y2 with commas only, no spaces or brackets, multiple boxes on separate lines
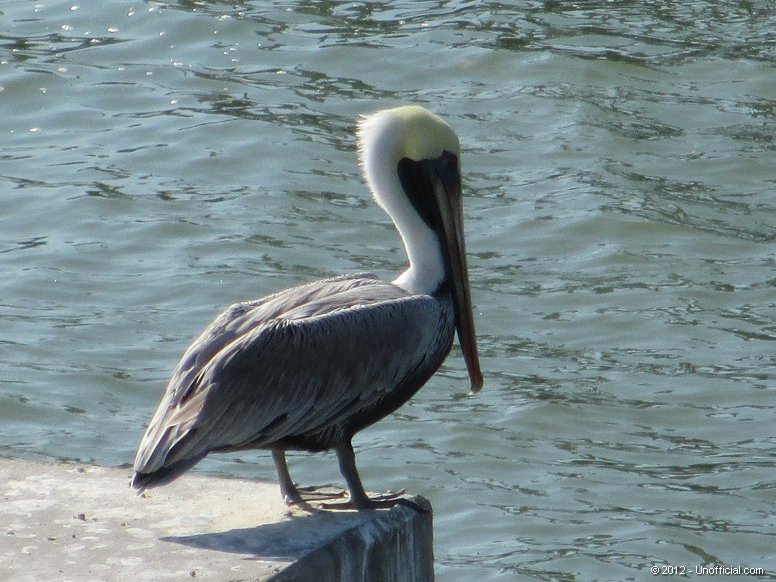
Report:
2,1,775,579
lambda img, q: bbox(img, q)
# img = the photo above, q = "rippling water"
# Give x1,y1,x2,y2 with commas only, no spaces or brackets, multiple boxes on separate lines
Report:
2,1,775,579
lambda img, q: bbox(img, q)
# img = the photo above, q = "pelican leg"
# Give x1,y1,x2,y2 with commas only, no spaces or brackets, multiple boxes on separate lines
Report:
316,442,409,510
273,449,348,507
336,442,372,509
272,449,302,504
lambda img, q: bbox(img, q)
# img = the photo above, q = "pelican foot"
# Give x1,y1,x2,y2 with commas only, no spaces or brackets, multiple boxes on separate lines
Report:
317,489,423,511
282,485,348,507
298,485,350,502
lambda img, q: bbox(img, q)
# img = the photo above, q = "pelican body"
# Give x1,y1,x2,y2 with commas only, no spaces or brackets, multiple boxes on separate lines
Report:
132,105,483,509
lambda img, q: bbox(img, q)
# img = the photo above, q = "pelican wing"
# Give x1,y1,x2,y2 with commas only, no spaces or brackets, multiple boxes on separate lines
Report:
133,273,452,482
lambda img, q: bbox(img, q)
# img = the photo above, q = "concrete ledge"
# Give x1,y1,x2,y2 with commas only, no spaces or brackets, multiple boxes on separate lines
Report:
1,458,433,581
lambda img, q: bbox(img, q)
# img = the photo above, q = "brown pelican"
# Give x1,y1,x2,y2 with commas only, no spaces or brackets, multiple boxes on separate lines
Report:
131,105,483,509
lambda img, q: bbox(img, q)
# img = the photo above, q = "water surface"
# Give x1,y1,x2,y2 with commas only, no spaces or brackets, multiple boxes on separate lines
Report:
2,1,775,579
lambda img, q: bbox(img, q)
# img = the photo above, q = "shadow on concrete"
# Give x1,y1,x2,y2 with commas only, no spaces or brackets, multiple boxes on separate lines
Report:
161,510,370,560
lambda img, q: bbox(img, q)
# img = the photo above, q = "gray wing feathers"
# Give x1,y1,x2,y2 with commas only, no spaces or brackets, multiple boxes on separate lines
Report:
134,274,447,475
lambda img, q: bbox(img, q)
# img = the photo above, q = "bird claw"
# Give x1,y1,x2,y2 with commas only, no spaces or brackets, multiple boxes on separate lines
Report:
281,484,429,513
317,489,419,511
281,485,349,510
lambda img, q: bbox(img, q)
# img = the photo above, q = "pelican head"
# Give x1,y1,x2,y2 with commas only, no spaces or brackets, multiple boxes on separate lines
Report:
357,105,483,392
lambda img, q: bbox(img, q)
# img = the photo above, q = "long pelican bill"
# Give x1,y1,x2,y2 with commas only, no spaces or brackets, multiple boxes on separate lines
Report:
428,153,484,392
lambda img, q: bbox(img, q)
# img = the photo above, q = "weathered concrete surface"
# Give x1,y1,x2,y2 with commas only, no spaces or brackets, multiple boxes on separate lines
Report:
1,458,433,581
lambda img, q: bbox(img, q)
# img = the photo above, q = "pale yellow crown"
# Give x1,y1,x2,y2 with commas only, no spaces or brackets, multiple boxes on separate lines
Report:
357,105,460,166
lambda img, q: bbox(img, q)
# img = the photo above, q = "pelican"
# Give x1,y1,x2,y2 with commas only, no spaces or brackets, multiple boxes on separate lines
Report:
131,105,483,509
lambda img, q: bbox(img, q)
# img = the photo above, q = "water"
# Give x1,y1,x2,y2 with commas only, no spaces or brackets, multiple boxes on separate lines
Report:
2,1,775,579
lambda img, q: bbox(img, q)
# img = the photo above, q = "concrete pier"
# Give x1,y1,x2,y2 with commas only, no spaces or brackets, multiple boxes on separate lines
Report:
1,458,433,581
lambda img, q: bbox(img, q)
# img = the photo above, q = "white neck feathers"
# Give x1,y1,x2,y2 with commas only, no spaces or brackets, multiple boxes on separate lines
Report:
357,106,459,295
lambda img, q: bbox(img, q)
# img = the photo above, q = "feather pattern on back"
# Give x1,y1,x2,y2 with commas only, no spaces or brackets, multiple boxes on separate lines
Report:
133,273,454,485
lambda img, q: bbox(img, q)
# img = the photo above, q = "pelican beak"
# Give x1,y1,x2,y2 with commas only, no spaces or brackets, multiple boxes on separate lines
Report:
428,153,484,392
